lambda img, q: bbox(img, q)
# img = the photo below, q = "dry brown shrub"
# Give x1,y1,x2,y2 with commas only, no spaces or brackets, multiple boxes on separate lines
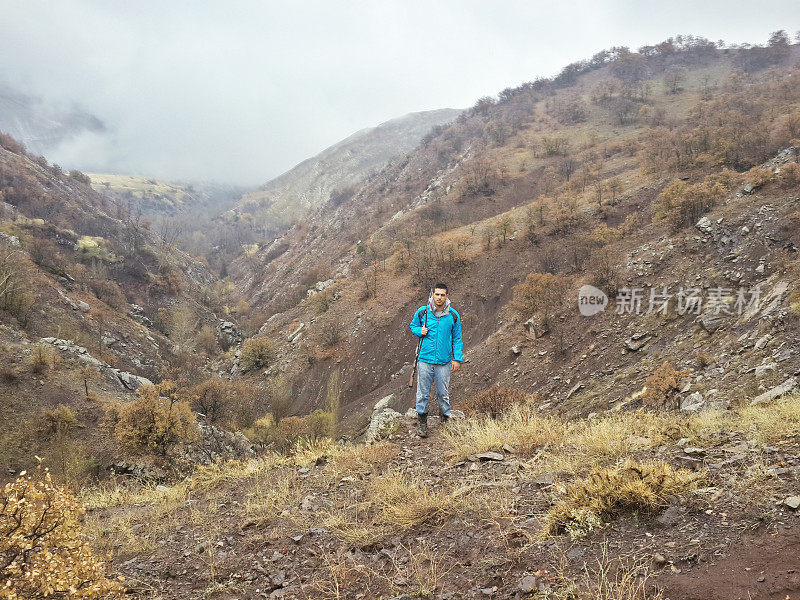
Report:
779,162,800,187
271,416,308,451
239,337,277,372
88,279,126,310
653,178,727,230
195,325,218,356
0,468,124,599
305,409,336,440
695,351,714,369
587,248,622,295
29,343,54,374
0,364,18,385
511,272,570,329
186,377,264,429
112,381,198,456
150,268,184,296
641,362,690,408
460,387,529,418
745,166,774,188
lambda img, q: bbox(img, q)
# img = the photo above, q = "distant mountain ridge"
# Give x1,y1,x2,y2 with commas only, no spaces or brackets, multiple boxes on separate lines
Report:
239,108,461,220
0,83,104,158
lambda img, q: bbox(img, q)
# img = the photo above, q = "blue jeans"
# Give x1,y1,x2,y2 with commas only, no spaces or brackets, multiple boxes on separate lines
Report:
416,361,452,417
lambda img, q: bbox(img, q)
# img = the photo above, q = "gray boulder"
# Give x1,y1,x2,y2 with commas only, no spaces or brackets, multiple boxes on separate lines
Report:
366,408,403,442
696,216,713,234
751,378,797,405
680,392,705,412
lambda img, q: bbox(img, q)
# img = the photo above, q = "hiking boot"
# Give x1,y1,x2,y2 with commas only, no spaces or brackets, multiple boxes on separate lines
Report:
416,413,428,438
441,413,450,429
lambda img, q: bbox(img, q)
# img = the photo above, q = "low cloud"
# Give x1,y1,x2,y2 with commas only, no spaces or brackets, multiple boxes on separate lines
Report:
1,0,795,185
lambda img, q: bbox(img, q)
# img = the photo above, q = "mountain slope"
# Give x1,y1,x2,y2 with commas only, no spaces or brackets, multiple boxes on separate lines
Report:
238,108,461,224
0,134,239,479
228,37,800,435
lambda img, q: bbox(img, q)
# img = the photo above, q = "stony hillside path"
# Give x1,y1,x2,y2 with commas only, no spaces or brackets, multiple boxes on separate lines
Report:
108,413,800,599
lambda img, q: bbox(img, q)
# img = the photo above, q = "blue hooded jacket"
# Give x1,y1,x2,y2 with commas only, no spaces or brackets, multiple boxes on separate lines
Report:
410,297,463,365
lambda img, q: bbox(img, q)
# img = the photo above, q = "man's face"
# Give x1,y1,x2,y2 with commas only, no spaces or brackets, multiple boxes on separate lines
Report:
432,288,448,308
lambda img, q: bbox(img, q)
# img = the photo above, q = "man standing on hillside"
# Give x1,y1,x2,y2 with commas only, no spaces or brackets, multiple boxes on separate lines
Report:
409,283,463,437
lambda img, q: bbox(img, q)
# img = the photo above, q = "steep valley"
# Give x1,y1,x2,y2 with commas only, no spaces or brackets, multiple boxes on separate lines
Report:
2,33,800,600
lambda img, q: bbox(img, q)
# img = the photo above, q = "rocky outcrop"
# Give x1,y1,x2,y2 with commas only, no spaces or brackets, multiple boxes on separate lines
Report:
366,394,403,442
218,320,243,347
750,378,797,406
40,337,153,392
181,421,257,466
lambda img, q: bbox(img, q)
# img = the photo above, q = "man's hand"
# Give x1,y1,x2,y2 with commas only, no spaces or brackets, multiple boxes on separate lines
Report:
451,361,460,373
420,326,428,336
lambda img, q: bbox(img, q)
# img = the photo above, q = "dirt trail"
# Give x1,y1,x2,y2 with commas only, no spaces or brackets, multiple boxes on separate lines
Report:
662,528,800,600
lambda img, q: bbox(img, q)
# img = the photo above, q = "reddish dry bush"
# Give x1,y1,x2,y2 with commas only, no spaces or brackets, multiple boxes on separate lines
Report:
187,377,264,429
149,269,184,296
642,362,690,408
460,387,529,418
89,279,127,310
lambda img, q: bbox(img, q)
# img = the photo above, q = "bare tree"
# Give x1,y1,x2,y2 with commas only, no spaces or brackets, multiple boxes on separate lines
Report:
0,249,22,308
557,158,578,182
607,178,623,205
495,214,514,245
662,66,688,94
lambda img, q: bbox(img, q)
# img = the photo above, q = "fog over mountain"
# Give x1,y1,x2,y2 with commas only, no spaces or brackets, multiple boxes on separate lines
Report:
0,1,797,185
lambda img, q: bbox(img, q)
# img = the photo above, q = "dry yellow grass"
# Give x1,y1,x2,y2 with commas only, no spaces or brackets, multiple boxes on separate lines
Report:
546,460,704,539
445,393,800,476
289,437,339,468
318,469,467,548
443,405,664,472
555,543,664,600
737,395,800,442
244,468,306,526
368,471,454,530
308,546,381,600
81,478,188,510
327,441,398,476
442,404,567,460
391,542,455,598
321,512,390,548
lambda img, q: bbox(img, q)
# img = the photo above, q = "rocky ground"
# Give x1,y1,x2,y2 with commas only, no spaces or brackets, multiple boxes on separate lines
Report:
88,395,800,600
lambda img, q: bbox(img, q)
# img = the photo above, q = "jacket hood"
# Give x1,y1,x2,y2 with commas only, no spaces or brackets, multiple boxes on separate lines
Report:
428,292,450,317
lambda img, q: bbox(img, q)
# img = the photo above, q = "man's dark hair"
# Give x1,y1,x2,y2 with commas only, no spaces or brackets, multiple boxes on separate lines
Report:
434,282,448,293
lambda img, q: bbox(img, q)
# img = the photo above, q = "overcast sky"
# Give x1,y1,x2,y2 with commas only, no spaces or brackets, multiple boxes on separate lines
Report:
1,1,798,186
